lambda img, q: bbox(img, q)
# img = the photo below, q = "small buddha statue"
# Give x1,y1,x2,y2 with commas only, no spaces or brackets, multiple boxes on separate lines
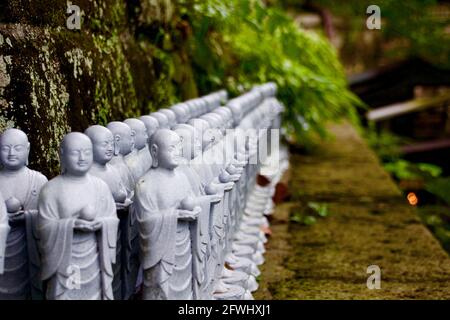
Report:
124,118,151,180
135,129,201,300
37,132,119,300
0,128,48,300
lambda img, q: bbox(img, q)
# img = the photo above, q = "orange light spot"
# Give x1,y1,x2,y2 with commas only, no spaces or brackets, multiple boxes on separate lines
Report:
407,192,418,206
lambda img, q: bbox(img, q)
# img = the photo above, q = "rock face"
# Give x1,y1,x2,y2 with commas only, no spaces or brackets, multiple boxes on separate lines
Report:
0,0,197,177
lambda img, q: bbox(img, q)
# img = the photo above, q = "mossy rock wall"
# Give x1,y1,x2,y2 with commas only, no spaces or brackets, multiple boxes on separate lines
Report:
0,0,197,177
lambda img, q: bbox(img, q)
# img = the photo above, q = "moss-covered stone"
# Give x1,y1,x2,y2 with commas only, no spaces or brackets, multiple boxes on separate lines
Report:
0,1,199,177
255,123,450,299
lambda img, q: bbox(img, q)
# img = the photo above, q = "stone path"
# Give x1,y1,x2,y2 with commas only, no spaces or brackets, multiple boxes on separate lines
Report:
255,123,450,299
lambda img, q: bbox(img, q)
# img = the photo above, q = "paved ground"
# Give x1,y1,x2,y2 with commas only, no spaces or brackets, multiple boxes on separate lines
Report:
254,123,450,299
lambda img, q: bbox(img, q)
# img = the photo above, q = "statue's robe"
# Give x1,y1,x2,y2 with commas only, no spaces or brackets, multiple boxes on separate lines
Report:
135,168,196,300
177,161,218,300
124,149,149,183
138,145,152,175
109,155,135,197
37,175,118,300
109,154,140,299
0,193,9,275
89,163,127,300
190,147,228,296
0,168,47,300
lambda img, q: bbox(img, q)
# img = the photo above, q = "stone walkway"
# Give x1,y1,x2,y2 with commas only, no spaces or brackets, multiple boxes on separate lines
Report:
255,123,450,299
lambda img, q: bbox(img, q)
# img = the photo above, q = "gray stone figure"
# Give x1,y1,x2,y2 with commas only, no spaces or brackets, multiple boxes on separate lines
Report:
107,121,141,300
124,118,151,181
173,124,223,299
140,115,159,142
0,192,9,275
150,112,170,129
84,126,128,204
0,128,48,300
37,132,119,300
84,125,129,300
135,129,201,300
159,109,177,129
170,103,189,124
106,122,135,196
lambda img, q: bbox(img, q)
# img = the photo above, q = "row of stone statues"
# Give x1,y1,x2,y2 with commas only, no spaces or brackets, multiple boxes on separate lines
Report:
0,83,287,300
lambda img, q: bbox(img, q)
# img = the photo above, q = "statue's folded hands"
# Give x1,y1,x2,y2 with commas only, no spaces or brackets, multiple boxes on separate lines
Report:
73,219,102,232
177,206,201,221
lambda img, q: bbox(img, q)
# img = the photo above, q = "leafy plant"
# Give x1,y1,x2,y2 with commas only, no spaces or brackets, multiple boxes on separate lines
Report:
290,201,330,225
384,160,442,181
425,178,450,206
153,0,362,142
307,202,330,217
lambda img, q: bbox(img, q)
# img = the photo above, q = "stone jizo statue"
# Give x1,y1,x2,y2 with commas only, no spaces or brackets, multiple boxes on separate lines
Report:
84,125,128,205
0,128,48,300
124,118,151,180
140,115,159,142
150,112,170,129
106,122,136,196
37,132,119,300
135,129,202,300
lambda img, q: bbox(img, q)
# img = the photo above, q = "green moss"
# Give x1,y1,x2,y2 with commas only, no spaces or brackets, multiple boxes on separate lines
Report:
255,124,450,300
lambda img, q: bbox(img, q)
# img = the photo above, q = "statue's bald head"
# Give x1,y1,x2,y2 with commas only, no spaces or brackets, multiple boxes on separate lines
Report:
124,118,148,150
60,132,93,176
150,129,181,170
173,124,202,160
159,109,177,128
0,128,30,170
139,115,159,141
150,112,169,129
84,125,115,165
107,121,134,156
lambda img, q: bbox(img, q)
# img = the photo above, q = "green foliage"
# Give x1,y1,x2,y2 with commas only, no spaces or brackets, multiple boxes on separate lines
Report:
154,0,361,141
365,126,404,162
425,178,450,206
290,201,330,225
384,159,442,181
307,202,329,217
313,0,450,67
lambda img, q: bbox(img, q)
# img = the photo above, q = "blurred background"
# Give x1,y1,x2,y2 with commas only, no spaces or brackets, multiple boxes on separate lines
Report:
284,0,450,251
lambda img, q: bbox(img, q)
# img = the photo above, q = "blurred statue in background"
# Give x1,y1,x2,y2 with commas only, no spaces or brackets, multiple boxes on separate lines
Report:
85,125,129,299
37,132,118,300
106,121,140,299
124,118,151,180
0,128,48,300
106,122,135,197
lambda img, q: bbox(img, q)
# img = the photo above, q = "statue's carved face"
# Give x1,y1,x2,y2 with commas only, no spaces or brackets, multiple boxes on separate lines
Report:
155,132,182,170
119,128,135,156
62,137,93,176
0,132,30,170
92,131,114,165
134,124,148,150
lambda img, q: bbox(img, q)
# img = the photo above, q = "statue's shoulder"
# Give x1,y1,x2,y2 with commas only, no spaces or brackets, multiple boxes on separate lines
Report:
38,176,63,201
29,168,48,185
135,170,155,192
88,174,110,192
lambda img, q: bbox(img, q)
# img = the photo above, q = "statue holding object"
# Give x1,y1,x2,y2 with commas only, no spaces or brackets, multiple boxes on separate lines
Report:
37,132,118,300
0,128,48,300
